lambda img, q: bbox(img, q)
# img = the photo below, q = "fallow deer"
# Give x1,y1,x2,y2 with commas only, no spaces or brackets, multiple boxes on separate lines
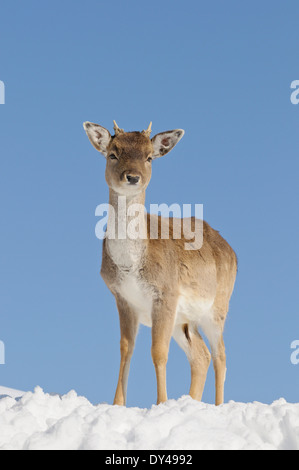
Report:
83,120,237,406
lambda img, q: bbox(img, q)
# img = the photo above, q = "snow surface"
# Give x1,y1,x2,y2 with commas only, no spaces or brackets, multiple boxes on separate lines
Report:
0,386,298,450
0,386,25,399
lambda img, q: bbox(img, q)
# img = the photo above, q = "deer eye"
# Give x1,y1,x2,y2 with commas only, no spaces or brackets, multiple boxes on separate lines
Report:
109,154,118,160
147,157,153,163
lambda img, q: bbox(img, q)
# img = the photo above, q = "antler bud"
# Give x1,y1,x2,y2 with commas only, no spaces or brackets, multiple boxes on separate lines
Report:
142,122,152,137
113,120,124,136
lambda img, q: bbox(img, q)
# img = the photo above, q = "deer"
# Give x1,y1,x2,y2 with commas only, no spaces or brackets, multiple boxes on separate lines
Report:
83,120,237,406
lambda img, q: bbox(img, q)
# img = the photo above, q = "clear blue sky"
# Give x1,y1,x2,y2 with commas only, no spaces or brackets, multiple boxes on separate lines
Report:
0,0,298,407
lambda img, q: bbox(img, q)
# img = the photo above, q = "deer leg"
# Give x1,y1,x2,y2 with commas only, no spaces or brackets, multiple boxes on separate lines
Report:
212,335,226,406
151,297,177,405
173,324,211,401
113,297,139,406
200,311,227,406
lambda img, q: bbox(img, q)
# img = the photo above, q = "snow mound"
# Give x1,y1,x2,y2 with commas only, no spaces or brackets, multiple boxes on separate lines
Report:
0,387,298,450
0,386,25,399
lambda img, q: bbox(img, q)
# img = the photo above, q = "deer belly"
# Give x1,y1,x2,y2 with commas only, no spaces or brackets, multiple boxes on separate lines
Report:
176,292,215,326
117,275,153,327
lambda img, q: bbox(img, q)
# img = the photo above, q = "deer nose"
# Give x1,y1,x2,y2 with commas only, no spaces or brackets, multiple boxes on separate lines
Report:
126,174,140,185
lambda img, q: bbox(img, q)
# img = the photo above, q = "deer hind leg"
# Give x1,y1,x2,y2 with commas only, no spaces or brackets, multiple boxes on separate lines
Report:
173,323,211,401
201,316,226,406
113,297,139,406
212,335,226,406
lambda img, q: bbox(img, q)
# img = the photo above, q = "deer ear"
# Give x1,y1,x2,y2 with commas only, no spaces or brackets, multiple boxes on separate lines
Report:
151,129,185,159
83,122,111,157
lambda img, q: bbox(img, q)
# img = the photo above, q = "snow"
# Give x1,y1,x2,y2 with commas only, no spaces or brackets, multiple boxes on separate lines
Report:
0,386,25,399
0,386,298,450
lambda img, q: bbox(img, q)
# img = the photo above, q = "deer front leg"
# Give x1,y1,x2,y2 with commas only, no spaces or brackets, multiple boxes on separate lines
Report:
151,296,177,405
113,296,139,406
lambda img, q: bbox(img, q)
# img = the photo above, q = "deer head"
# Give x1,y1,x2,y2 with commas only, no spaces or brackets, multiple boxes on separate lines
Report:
83,121,184,196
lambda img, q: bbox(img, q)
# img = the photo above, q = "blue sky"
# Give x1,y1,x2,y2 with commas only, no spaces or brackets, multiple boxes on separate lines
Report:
0,0,298,407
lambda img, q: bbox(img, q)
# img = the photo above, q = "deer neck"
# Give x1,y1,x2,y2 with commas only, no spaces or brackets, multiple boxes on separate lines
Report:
106,189,147,272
